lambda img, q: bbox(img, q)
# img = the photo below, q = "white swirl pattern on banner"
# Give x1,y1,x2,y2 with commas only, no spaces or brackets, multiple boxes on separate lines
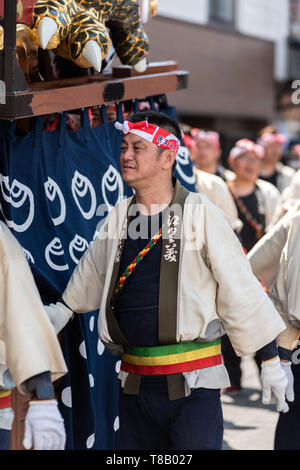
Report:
0,174,35,232
44,177,66,226
45,237,69,271
175,146,196,186
101,165,124,211
71,170,97,220
69,234,89,265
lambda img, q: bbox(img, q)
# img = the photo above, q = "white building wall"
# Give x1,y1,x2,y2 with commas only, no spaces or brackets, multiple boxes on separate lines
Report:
156,0,209,25
156,0,290,80
236,0,290,81
236,0,289,41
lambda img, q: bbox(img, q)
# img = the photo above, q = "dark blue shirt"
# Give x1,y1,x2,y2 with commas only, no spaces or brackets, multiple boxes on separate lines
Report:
114,210,164,347
259,171,278,188
236,190,265,252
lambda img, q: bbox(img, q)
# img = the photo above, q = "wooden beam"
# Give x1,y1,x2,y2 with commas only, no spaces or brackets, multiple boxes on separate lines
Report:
0,69,189,119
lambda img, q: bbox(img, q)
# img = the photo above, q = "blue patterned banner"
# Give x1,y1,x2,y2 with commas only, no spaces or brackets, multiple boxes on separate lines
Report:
0,104,196,449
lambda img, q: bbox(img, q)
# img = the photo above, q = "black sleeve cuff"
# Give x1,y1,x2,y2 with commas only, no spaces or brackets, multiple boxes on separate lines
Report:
257,339,279,362
278,346,292,362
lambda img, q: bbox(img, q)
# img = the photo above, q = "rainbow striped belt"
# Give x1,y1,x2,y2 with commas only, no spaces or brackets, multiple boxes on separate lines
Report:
121,339,222,375
0,390,12,409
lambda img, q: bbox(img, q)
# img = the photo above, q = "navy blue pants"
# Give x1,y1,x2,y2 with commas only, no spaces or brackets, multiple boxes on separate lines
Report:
275,359,300,450
119,376,223,450
0,429,11,450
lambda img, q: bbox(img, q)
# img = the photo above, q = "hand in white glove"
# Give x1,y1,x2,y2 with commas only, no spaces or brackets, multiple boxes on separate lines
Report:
23,399,66,450
261,356,289,413
44,302,73,334
280,361,294,403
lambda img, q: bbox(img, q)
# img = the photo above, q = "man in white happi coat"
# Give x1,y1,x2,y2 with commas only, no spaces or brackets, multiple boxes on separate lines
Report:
248,203,300,449
45,111,289,450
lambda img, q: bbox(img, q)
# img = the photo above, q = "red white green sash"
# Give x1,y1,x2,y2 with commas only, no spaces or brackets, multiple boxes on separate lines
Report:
0,390,12,409
121,339,222,375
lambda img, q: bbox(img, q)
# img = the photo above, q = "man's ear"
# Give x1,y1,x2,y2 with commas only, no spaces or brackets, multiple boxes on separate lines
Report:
161,149,177,171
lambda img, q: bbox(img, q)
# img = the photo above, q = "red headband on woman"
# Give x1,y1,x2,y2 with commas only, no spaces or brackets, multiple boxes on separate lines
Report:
228,139,265,166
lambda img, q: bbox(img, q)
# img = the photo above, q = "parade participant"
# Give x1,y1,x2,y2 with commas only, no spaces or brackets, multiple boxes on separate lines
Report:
227,139,280,253
257,126,295,193
247,201,300,293
284,144,300,172
270,210,300,449
45,111,288,451
221,139,280,391
271,169,300,225
193,167,241,233
0,221,67,450
190,128,227,180
248,206,300,449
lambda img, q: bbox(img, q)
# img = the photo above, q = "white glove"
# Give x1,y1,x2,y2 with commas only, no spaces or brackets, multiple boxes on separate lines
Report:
44,302,73,334
261,357,289,413
23,399,66,450
280,361,295,403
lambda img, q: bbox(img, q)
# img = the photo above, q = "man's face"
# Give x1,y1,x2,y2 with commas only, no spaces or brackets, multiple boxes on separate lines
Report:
120,133,166,188
264,142,282,164
191,140,220,168
232,152,261,183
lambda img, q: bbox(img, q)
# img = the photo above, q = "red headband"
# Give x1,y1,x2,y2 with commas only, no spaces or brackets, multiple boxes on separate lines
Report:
191,129,220,148
257,133,287,147
229,139,265,165
115,120,181,154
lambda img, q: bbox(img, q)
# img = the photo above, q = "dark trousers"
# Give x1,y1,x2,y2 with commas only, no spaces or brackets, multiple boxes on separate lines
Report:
119,375,223,450
0,429,11,450
275,358,300,450
221,335,242,388
221,335,261,388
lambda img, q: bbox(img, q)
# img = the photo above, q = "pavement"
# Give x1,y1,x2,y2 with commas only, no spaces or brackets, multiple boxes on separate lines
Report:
221,355,279,450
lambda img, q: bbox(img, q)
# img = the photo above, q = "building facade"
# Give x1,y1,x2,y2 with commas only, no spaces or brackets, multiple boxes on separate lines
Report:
144,0,291,157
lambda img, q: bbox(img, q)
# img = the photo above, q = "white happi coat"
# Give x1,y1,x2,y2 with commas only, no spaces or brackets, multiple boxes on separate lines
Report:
275,162,296,193
0,222,67,394
247,201,300,292
269,211,300,350
193,167,242,232
62,181,285,373
248,203,300,351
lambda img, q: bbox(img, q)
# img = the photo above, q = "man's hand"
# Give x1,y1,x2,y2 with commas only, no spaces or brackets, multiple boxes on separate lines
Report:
23,399,66,450
261,356,289,413
44,302,73,334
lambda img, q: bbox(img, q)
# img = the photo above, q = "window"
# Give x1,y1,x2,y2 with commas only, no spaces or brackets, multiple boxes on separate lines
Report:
290,0,300,36
291,0,300,25
209,0,235,24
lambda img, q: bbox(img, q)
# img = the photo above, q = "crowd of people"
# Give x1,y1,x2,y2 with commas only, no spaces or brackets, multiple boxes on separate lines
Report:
184,122,300,449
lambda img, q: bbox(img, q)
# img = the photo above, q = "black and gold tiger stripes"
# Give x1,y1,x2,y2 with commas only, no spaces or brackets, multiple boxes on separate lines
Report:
32,0,149,69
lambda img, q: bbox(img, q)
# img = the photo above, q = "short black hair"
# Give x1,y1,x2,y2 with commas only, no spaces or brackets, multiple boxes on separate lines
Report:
129,110,182,141
258,125,279,138
128,111,181,172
